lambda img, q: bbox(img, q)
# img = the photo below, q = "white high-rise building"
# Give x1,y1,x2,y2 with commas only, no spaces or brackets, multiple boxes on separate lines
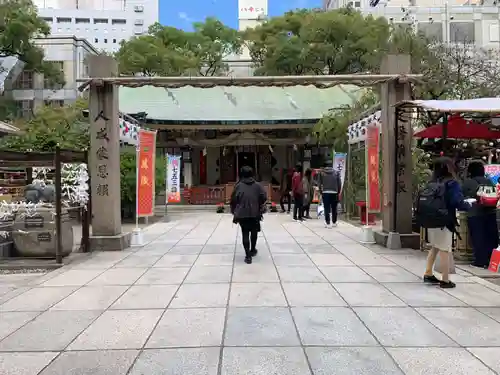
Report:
238,0,268,31
230,0,268,76
33,0,159,53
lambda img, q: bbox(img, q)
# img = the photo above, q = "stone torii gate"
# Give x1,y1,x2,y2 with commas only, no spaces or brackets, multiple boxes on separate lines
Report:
79,54,422,251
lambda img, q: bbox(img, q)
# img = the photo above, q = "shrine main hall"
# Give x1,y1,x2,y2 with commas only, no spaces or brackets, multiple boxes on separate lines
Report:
119,84,363,204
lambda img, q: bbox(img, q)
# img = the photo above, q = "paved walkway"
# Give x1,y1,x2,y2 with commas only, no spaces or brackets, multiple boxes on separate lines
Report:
1,213,500,374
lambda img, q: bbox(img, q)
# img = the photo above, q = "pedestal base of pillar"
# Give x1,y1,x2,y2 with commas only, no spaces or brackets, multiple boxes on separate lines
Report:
360,226,375,244
386,232,402,249
89,232,131,251
130,228,145,247
374,231,420,250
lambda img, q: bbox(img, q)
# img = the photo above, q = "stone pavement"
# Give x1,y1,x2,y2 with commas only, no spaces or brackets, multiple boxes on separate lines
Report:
1,213,500,374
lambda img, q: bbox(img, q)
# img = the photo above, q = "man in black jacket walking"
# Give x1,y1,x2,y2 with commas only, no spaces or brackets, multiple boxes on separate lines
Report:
231,166,268,264
319,160,342,228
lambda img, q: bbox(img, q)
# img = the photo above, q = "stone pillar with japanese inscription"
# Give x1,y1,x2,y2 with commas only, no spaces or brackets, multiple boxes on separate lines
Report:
378,55,416,246
88,55,131,251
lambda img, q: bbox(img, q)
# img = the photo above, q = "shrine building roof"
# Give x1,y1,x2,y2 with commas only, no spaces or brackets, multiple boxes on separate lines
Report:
118,84,364,124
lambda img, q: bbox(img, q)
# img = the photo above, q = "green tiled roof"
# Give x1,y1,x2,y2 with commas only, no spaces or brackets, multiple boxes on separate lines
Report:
118,85,365,122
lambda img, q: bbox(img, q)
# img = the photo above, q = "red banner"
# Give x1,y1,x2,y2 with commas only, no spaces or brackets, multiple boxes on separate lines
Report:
137,129,156,217
366,124,381,213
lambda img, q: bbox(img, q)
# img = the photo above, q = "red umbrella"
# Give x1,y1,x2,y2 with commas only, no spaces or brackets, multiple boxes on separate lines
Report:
414,115,500,139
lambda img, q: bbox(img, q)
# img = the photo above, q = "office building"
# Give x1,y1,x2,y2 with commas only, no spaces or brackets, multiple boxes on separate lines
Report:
33,0,159,53
324,1,500,48
3,36,98,117
325,0,486,9
369,5,500,48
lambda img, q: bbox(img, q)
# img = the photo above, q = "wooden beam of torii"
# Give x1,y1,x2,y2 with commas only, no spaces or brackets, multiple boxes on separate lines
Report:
76,73,423,91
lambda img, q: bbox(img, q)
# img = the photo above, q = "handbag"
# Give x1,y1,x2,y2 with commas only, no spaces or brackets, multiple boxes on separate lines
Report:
477,185,498,207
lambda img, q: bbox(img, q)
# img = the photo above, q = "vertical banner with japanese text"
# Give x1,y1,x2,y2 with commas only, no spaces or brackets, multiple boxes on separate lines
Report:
137,129,156,217
167,155,182,203
333,152,347,196
366,124,381,213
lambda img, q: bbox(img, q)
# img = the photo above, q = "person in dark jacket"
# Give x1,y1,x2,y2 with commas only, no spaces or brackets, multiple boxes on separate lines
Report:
462,161,498,268
279,169,292,213
231,166,268,264
319,160,342,228
291,164,304,221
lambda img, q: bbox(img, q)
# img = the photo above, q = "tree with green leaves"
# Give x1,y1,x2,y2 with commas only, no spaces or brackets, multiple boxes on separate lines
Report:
116,17,243,76
115,34,199,76
244,8,390,76
387,25,500,100
314,89,378,153
0,99,89,152
0,0,64,85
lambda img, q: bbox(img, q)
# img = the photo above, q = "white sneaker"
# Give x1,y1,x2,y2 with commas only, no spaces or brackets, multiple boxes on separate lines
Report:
331,223,338,228
324,222,332,228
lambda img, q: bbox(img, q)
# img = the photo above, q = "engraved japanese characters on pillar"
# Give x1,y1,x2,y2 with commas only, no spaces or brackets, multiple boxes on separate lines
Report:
393,105,414,234
396,118,408,195
95,111,110,197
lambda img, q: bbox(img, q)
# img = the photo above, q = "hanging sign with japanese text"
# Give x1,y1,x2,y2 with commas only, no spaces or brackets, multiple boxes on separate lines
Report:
167,155,182,204
366,124,381,213
333,152,347,196
137,129,156,217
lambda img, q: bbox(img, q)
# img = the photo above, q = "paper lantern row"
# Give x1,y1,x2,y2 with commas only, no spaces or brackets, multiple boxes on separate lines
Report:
119,118,139,146
347,110,382,144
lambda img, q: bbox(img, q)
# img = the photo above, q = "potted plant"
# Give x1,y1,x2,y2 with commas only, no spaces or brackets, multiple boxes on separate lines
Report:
216,202,225,213
270,202,278,212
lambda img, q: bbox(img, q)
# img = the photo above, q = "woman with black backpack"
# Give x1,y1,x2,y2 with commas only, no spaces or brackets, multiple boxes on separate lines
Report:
419,157,472,289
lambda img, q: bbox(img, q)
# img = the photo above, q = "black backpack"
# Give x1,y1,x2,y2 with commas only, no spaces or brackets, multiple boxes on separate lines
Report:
416,181,452,229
